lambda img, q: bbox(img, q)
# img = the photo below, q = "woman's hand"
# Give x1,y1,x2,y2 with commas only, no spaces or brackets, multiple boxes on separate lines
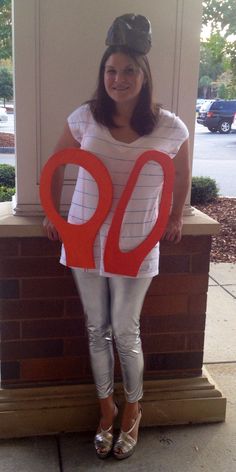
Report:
43,216,60,241
162,213,183,244
41,123,80,242
162,138,190,244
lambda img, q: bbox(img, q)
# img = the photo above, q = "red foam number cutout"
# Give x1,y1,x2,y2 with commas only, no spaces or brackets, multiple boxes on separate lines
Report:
104,150,175,276
40,148,174,276
39,148,113,268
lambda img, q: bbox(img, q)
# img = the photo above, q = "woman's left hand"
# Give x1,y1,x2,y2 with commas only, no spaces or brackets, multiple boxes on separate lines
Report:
162,138,190,245
162,214,183,244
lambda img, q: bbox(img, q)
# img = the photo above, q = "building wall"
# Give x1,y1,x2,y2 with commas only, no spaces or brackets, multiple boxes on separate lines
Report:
0,234,209,387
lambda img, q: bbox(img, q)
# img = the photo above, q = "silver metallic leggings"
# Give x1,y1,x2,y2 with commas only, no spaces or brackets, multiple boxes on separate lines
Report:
72,270,152,403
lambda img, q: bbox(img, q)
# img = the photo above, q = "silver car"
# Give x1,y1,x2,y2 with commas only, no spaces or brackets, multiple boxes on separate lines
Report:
231,113,236,131
0,107,8,122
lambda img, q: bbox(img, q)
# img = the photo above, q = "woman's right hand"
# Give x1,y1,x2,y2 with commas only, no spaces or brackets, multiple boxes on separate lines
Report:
42,123,80,242
43,216,60,241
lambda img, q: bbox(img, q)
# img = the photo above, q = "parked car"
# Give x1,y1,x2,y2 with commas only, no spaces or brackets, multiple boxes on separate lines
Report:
231,113,236,131
197,99,236,133
0,107,8,122
196,98,206,112
5,105,14,114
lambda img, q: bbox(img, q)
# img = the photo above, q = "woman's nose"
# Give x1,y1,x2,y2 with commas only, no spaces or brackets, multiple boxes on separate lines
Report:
114,70,125,81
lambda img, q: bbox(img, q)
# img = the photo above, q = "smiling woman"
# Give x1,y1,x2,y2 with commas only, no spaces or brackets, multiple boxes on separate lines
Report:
89,45,159,141
104,56,145,104
42,12,190,461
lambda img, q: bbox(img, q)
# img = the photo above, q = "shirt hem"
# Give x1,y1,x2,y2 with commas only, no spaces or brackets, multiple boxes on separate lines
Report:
60,258,158,278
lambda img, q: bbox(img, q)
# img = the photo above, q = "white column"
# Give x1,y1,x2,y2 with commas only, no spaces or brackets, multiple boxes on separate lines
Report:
12,0,202,216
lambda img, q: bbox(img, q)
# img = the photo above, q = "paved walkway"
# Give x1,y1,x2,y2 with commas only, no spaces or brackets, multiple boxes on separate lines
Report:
204,263,236,363
0,263,235,471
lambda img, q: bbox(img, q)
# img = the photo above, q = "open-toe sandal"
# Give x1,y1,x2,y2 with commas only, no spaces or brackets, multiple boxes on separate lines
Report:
94,403,118,459
113,407,142,460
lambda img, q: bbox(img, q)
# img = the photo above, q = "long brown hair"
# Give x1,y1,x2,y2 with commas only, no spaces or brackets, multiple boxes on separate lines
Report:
88,45,160,135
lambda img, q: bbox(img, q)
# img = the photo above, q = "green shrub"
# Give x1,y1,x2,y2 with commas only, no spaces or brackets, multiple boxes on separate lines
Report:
0,164,15,188
0,186,15,202
191,176,219,205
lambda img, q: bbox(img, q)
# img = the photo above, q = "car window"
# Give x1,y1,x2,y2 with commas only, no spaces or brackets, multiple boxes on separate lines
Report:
224,102,233,110
210,101,224,111
200,101,214,111
227,101,236,111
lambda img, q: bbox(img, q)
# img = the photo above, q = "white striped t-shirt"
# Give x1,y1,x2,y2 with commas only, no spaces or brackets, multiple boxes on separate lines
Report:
60,104,189,277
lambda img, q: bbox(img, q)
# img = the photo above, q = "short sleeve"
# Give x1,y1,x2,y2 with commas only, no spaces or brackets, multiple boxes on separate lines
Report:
157,109,189,158
67,104,90,144
173,115,189,144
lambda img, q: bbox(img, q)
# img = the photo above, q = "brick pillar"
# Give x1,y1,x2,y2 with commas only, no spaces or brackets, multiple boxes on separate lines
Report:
0,234,209,387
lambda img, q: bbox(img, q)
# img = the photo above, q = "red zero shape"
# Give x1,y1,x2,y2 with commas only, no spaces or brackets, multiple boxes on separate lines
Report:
104,150,175,276
40,148,113,268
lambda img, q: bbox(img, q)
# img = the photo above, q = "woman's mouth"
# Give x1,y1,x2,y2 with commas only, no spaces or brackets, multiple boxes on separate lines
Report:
113,87,129,91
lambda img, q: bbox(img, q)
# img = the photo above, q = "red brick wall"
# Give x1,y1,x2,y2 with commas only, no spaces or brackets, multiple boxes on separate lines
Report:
0,235,210,387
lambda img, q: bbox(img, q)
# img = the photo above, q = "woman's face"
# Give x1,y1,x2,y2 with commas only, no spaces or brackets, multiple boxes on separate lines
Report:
104,53,145,107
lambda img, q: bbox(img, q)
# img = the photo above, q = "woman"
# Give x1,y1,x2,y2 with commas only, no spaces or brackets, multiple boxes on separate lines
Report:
43,14,190,460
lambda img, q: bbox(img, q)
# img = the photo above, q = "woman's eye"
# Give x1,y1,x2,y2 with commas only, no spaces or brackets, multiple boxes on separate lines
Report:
125,68,135,75
106,69,116,75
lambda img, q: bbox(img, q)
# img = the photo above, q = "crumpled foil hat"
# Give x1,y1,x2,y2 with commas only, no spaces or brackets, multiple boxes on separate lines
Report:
105,13,152,54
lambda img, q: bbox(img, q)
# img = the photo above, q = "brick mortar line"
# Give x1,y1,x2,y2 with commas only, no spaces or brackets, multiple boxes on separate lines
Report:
1,331,203,341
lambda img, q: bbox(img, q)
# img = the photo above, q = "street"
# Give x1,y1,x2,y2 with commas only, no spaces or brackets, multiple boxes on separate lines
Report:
193,122,236,197
0,116,236,197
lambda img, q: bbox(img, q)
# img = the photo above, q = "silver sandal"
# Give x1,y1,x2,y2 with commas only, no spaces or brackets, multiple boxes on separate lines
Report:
94,424,114,459
94,404,118,459
113,408,142,460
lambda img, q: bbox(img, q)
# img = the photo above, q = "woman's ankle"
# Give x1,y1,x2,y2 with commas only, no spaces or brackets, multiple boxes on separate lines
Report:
124,400,139,415
98,395,117,430
121,401,140,432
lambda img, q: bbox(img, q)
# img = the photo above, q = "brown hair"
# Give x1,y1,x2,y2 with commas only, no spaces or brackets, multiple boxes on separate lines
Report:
88,46,160,135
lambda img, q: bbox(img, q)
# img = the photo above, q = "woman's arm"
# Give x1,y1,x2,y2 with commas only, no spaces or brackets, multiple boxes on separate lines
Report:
43,123,80,240
162,138,191,243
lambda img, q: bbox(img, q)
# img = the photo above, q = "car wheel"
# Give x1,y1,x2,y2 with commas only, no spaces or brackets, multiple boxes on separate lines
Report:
208,127,217,133
218,120,231,134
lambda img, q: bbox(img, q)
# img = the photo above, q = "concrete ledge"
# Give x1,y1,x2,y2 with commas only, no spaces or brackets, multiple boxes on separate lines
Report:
0,368,226,439
0,202,45,237
183,207,220,235
0,201,220,237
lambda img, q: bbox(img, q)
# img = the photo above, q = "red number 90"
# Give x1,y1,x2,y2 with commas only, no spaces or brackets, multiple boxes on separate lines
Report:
40,148,174,276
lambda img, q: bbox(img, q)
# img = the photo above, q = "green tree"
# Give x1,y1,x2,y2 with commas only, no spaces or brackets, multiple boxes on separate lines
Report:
199,75,212,98
218,83,228,98
0,0,12,61
225,41,236,86
215,70,236,98
204,33,227,65
0,67,13,105
202,1,236,89
199,34,227,82
202,0,236,37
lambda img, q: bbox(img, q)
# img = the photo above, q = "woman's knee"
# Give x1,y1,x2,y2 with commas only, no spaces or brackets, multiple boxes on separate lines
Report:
113,328,142,354
87,324,112,346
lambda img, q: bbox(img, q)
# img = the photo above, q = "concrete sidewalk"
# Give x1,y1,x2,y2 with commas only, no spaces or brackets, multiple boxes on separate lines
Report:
0,263,235,471
204,263,236,364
